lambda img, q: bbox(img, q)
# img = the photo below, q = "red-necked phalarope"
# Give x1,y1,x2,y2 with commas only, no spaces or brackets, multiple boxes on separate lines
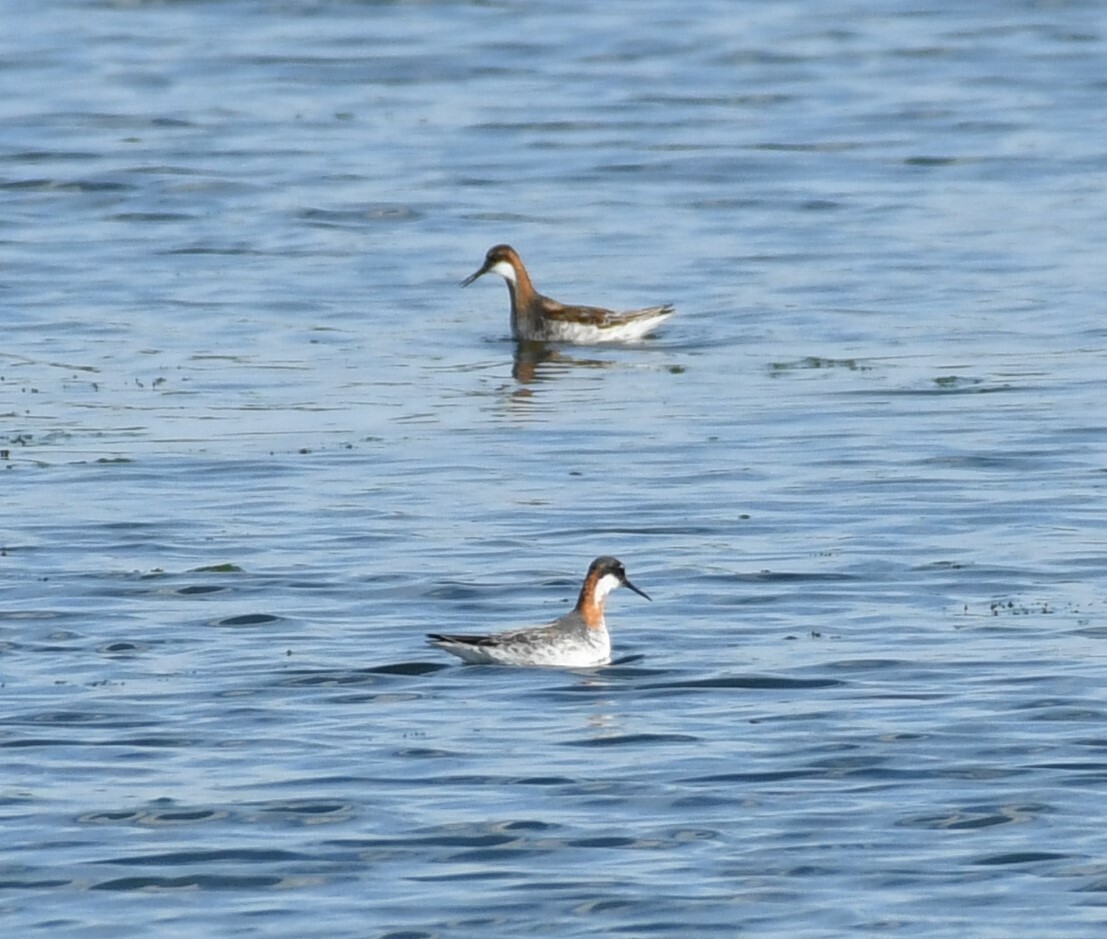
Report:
427,556,650,667
461,244,675,343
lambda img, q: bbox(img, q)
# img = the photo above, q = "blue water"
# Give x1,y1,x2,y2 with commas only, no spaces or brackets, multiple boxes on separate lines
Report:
3,1,1107,936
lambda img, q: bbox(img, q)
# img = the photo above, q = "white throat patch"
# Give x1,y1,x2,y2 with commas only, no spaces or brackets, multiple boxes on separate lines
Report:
489,259,517,284
593,572,623,602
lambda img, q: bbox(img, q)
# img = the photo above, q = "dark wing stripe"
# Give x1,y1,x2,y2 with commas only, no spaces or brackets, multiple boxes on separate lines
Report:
427,633,500,647
541,304,612,326
542,304,673,327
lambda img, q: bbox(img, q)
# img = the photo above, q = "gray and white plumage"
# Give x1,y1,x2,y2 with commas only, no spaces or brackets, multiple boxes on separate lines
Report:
427,556,650,667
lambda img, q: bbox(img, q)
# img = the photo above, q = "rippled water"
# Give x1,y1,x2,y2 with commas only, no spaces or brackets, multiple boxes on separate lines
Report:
3,1,1107,936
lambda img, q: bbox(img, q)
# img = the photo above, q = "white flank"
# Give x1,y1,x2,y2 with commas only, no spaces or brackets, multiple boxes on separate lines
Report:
544,306,674,344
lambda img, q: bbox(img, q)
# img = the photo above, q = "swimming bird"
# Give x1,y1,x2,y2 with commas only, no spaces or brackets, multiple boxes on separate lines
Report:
461,244,675,343
427,556,650,667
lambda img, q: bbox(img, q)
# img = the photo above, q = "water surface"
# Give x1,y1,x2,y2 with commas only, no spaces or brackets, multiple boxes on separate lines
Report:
3,1,1106,936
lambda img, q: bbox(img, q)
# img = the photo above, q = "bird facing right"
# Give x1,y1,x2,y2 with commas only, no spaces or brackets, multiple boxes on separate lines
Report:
427,556,650,667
